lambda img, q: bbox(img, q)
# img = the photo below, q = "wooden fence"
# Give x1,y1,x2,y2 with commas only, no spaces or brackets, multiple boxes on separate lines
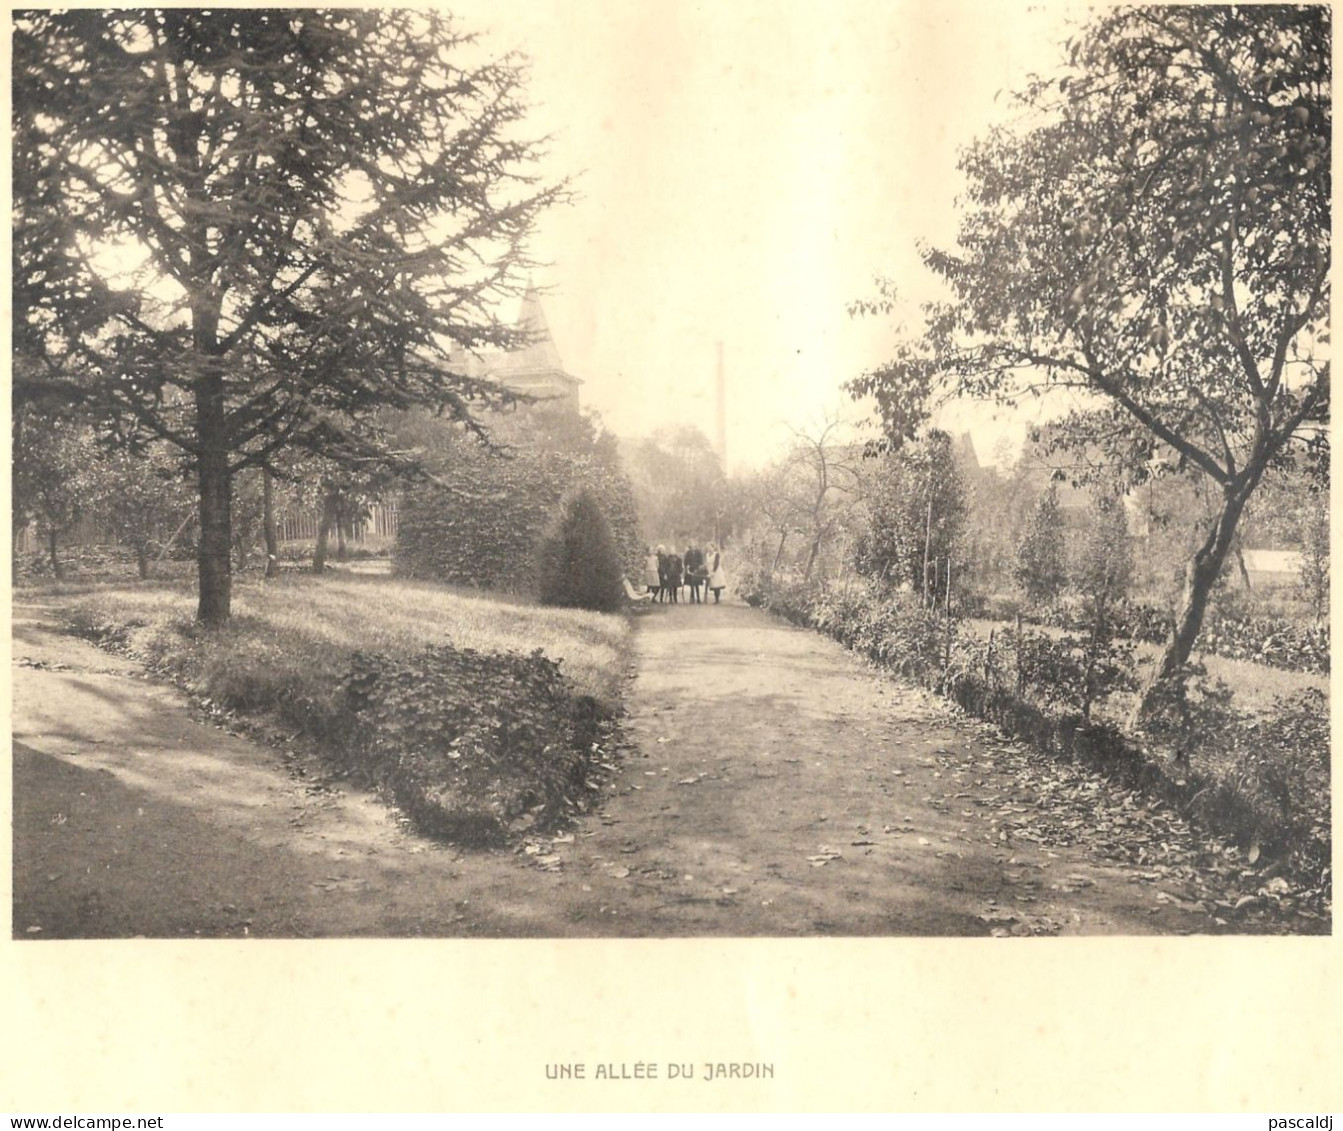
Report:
15,501,399,555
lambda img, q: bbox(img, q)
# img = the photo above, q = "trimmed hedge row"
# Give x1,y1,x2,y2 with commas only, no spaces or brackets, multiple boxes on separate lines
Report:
395,448,643,594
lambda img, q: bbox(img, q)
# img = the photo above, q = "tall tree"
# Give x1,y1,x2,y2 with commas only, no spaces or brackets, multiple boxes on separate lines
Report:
1073,488,1135,630
14,9,566,623
624,425,729,546
12,408,97,580
851,430,966,597
1015,483,1068,606
850,7,1329,715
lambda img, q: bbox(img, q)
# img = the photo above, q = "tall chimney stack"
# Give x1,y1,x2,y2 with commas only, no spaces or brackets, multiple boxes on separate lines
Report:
715,340,727,473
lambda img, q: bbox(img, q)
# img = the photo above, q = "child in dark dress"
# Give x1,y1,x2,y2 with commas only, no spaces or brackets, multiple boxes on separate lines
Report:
665,551,683,603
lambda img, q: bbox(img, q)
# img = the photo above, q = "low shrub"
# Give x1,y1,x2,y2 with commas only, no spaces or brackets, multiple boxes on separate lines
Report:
1137,669,1330,887
1037,596,1171,645
535,488,623,613
343,646,603,845
1198,611,1329,675
989,628,1139,722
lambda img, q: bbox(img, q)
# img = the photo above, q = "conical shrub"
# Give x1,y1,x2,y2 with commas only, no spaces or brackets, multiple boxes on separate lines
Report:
536,488,623,613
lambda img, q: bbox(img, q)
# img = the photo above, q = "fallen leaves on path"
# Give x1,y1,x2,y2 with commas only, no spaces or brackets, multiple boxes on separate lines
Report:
915,709,1326,932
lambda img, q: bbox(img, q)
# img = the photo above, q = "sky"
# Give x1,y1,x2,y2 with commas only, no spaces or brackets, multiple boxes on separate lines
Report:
445,0,1094,471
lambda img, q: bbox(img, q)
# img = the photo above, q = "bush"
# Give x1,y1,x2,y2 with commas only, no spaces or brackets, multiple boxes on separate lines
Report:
344,646,602,844
1015,484,1068,604
395,448,643,594
1017,630,1138,721
1137,670,1329,894
732,558,772,607
536,488,623,613
1198,610,1329,674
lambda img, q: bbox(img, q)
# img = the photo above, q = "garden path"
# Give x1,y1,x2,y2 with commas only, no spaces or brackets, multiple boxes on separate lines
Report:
12,596,1227,937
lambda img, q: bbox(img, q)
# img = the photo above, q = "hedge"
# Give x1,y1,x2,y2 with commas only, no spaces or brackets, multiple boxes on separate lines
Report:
395,447,643,594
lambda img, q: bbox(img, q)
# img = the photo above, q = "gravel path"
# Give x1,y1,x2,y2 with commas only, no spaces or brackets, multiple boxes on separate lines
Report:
11,597,1218,937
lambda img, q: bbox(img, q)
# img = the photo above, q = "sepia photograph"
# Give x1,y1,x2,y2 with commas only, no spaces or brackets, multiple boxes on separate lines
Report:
4,0,1337,1112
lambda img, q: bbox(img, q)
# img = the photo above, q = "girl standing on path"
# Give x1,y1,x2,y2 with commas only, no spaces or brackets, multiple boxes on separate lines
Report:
665,549,683,603
684,542,705,604
706,543,727,603
644,546,663,600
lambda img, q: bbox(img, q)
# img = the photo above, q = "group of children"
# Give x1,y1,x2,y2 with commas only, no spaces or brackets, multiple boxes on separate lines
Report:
643,542,728,604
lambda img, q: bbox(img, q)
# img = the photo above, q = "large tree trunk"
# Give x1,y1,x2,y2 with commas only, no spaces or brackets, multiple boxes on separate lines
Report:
263,468,280,579
195,381,232,626
312,491,338,573
1135,477,1257,722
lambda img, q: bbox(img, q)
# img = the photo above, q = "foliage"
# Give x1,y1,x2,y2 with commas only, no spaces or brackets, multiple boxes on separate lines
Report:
535,488,624,614
851,430,967,596
1073,488,1135,626
11,408,98,579
60,575,631,842
623,425,730,546
90,445,198,578
1015,630,1139,722
395,443,641,595
962,457,1034,597
1037,596,1172,646
14,9,567,622
1014,484,1068,604
344,646,602,844
1136,668,1329,891
1199,611,1329,675
849,6,1331,712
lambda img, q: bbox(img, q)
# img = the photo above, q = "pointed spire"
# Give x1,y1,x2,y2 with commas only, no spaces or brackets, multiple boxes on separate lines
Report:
513,284,562,371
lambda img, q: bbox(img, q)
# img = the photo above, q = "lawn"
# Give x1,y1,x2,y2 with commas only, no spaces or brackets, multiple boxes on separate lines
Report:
57,572,633,726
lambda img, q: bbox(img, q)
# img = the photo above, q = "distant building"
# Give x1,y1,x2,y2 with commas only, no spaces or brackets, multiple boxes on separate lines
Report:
953,432,981,475
448,285,582,411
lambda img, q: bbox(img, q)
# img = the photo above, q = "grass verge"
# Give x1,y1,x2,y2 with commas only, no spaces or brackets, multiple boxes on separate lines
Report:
58,573,633,842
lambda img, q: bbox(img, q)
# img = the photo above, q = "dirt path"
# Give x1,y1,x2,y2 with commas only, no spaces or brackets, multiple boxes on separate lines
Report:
11,598,1220,937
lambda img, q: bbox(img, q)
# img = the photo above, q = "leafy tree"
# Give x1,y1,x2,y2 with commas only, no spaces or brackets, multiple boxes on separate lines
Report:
12,408,97,580
624,425,729,547
849,7,1329,716
536,488,623,613
852,430,966,598
14,9,566,623
1015,483,1069,605
91,446,196,579
1074,488,1134,629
